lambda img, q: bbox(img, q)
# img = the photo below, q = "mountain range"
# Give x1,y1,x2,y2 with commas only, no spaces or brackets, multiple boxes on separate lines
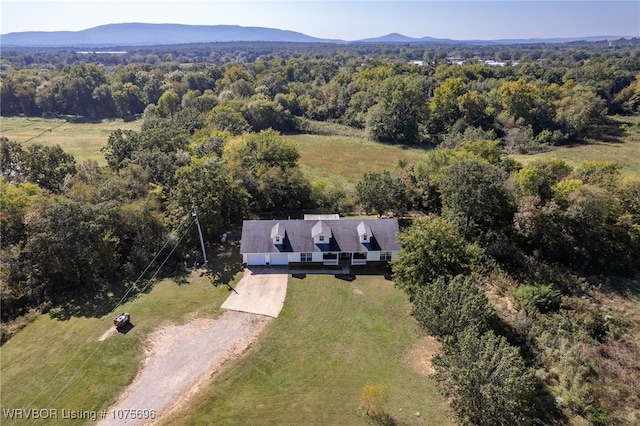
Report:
0,23,631,48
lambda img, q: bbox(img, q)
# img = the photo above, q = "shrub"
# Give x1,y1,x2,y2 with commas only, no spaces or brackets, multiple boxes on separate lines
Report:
511,284,562,315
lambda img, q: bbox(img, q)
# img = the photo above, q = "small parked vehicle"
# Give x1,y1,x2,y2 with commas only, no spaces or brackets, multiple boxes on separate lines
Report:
114,312,130,328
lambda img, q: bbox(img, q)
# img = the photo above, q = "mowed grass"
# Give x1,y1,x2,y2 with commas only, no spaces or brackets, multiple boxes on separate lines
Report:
509,115,640,175
290,134,430,187
0,117,142,166
163,273,451,426
0,273,232,426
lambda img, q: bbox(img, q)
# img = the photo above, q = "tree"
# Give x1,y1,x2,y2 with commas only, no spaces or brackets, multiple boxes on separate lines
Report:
102,129,141,171
512,158,573,202
21,198,122,298
0,180,40,245
555,83,606,139
412,275,496,340
171,156,249,241
1,137,24,181
366,74,429,143
242,98,293,132
392,217,479,300
433,329,539,426
206,105,250,135
355,171,408,217
112,82,146,118
223,129,311,212
439,159,514,239
429,77,466,133
21,144,77,193
157,90,180,118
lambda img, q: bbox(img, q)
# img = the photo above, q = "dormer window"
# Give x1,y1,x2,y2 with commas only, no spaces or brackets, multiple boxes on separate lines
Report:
312,220,331,244
357,221,373,244
271,222,285,245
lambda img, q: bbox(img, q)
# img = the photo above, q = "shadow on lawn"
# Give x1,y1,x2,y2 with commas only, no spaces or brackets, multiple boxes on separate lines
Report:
47,241,244,321
48,279,138,321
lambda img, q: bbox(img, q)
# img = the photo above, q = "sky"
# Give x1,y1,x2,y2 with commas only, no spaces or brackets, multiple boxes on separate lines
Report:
1,1,638,41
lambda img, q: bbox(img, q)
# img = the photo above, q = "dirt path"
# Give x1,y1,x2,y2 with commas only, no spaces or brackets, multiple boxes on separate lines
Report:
97,311,272,425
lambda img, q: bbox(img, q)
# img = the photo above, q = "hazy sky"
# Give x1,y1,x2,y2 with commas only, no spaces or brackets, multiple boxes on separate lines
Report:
1,1,638,41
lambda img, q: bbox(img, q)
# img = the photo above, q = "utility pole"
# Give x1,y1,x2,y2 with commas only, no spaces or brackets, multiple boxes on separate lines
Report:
191,204,208,266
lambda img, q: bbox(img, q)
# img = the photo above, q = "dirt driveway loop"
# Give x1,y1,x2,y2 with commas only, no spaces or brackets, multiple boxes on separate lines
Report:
97,269,288,425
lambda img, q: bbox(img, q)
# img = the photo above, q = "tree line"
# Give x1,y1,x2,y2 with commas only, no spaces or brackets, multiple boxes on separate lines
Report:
3,41,640,151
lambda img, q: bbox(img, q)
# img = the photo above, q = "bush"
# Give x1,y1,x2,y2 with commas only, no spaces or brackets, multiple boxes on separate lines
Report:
511,284,562,315
412,274,496,340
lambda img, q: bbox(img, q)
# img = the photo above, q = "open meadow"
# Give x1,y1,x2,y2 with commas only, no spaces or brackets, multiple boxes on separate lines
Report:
508,115,640,175
291,134,430,187
0,117,142,166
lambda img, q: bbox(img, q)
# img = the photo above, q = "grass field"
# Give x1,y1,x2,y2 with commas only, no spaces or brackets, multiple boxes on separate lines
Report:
3,115,638,185
162,272,450,426
291,134,430,187
509,115,640,175
0,273,231,426
0,117,141,166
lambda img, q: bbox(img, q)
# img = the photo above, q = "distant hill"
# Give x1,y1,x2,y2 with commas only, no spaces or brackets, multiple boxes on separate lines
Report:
356,33,457,44
354,32,631,45
0,23,338,47
0,23,633,48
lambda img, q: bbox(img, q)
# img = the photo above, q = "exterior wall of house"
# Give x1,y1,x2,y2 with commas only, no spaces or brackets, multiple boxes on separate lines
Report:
244,251,398,266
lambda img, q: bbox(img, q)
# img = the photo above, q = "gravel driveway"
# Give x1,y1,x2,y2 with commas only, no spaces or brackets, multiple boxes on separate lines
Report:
98,270,288,425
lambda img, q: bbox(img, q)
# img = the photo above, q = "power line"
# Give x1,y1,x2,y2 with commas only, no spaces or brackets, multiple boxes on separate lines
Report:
26,213,195,418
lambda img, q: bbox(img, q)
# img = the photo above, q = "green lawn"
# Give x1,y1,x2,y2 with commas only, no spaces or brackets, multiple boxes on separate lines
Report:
163,273,450,426
0,117,141,166
290,134,430,187
0,273,232,426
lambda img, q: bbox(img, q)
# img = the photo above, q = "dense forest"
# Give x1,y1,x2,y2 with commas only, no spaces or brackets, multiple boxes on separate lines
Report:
2,39,640,425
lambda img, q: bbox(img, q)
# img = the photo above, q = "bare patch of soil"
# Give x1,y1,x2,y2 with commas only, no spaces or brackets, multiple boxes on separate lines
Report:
98,326,118,342
407,335,440,376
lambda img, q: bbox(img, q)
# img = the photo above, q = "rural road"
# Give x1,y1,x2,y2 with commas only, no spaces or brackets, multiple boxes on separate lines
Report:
97,270,288,425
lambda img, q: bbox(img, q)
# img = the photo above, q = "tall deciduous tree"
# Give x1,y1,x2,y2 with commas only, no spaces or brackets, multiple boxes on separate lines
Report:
157,90,180,118
171,156,249,240
366,74,429,143
355,170,408,217
439,159,514,238
392,217,479,300
433,329,539,426
21,144,77,193
223,129,311,212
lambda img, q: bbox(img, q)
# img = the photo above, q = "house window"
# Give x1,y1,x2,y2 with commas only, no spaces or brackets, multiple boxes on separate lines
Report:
275,236,280,243
319,235,325,242
363,235,368,242
380,251,392,261
353,252,367,260
301,253,313,262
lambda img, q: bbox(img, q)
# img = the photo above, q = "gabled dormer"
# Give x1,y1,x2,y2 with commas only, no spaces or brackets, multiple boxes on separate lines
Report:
357,221,373,244
311,220,331,244
271,222,285,245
